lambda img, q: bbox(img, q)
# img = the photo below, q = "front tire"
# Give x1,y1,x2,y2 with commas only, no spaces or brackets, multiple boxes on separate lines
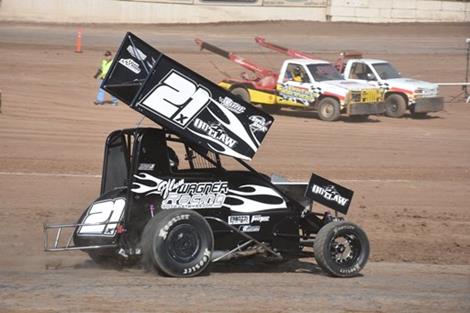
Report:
141,209,214,277
314,221,369,277
385,94,407,118
318,97,341,121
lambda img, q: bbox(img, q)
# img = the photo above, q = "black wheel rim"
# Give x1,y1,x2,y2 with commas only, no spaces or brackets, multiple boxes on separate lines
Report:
328,233,361,267
167,224,201,263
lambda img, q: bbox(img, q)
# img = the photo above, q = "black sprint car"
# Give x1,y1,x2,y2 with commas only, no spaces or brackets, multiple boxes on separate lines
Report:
44,33,369,278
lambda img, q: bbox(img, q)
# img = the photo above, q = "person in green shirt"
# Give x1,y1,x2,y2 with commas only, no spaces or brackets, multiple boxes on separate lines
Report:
94,50,118,105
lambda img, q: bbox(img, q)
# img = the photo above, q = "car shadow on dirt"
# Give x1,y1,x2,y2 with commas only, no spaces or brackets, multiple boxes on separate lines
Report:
343,116,381,123
271,109,381,123
405,113,442,120
54,257,364,278
209,257,325,275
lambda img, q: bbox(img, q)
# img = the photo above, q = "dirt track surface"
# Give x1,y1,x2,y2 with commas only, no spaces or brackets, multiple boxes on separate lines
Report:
0,21,469,312
1,262,469,313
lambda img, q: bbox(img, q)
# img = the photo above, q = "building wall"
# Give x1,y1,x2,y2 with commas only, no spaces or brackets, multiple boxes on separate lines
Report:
329,0,470,22
0,0,327,23
0,0,468,23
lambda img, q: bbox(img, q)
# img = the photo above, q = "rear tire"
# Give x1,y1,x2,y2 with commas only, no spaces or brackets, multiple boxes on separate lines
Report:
385,94,407,118
141,209,213,277
318,97,341,121
314,221,369,277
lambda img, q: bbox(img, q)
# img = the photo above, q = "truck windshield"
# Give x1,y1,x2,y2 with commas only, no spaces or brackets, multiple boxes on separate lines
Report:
307,64,343,82
372,63,401,79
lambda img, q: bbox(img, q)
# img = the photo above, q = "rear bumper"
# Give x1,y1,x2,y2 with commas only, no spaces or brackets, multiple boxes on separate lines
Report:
347,102,385,116
413,97,444,113
43,222,118,252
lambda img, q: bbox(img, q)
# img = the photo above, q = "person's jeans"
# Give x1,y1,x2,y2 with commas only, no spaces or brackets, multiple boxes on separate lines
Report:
96,79,117,104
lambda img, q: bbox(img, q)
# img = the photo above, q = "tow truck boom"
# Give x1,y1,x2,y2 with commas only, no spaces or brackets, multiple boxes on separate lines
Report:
255,36,317,60
195,38,277,79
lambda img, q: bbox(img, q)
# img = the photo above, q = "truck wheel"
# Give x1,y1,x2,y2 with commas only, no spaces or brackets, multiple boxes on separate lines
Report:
318,98,341,121
385,94,407,118
141,209,213,277
231,87,250,103
314,221,369,277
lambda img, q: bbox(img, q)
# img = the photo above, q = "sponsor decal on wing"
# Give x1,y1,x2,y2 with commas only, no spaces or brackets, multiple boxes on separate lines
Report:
206,98,258,152
248,115,272,146
219,96,246,114
126,44,156,70
305,173,354,214
188,96,259,160
311,184,349,207
224,184,287,213
127,44,147,61
119,58,141,74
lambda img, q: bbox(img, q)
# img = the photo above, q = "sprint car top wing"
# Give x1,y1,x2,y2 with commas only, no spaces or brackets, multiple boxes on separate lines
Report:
101,32,274,160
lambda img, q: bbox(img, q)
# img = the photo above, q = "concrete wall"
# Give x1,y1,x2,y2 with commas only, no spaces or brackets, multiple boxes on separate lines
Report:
0,0,469,23
0,0,327,24
329,0,470,22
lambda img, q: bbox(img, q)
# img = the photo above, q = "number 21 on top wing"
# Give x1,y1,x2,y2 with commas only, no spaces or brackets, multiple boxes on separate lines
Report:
102,32,274,161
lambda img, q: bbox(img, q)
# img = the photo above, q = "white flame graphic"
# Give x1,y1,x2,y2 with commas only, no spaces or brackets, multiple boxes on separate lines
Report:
208,97,258,152
224,184,287,213
131,173,165,194
131,173,185,198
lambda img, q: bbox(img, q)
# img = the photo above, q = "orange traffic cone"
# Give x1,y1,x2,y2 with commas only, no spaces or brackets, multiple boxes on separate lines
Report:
75,29,82,53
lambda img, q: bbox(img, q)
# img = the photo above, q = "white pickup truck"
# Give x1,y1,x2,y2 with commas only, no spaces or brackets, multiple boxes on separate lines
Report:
271,59,385,121
254,38,444,119
195,39,385,122
339,54,444,118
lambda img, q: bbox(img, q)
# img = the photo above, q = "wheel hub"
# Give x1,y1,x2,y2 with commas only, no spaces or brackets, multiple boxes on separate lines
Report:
167,224,201,263
335,244,346,253
322,104,334,117
330,235,359,265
